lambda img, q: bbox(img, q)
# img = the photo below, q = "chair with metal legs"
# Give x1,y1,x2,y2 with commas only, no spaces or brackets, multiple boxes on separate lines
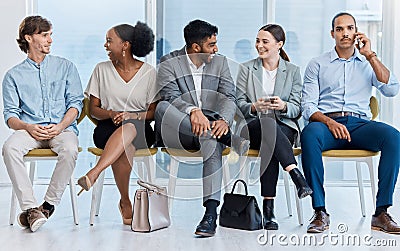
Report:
319,96,379,217
297,96,380,221
83,98,158,225
161,147,232,214
87,147,157,225
237,147,304,225
9,103,86,226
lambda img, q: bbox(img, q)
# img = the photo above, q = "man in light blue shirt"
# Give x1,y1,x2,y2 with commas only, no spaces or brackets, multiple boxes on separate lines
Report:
2,16,83,232
301,12,400,234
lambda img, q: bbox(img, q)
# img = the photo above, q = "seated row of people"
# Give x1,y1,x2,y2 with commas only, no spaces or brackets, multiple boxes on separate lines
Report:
3,13,399,237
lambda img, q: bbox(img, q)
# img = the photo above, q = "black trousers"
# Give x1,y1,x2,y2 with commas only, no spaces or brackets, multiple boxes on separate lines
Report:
241,116,297,197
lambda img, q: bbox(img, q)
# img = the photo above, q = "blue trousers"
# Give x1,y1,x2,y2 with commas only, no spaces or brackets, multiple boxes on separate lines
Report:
301,116,400,209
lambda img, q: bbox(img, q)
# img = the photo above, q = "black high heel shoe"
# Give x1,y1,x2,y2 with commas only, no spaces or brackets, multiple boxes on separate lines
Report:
289,168,313,199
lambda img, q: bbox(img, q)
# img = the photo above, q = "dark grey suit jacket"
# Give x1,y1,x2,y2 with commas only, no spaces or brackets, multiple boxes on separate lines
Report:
158,47,236,125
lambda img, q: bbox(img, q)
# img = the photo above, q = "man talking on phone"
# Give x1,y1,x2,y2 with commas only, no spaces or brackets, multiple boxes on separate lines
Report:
301,12,400,234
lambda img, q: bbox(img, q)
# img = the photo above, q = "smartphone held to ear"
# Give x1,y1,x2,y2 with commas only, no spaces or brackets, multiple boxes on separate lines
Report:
357,38,363,48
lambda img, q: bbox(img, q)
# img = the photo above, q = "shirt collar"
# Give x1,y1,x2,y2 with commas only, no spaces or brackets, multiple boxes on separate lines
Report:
185,47,205,71
25,55,48,69
330,47,364,62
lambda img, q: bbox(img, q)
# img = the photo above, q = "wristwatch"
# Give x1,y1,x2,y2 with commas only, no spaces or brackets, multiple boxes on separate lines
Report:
366,51,377,61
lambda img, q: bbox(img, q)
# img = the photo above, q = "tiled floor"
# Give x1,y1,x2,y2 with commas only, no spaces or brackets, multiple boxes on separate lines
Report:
0,182,399,251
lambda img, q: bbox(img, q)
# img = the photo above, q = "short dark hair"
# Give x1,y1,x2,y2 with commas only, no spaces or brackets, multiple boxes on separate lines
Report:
183,19,218,47
17,16,52,53
331,12,357,31
113,21,154,57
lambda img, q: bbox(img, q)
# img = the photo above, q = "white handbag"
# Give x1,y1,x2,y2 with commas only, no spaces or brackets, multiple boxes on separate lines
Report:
131,180,170,232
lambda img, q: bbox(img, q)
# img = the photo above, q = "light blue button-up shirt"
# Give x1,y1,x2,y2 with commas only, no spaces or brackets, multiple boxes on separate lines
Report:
302,48,399,121
2,55,84,135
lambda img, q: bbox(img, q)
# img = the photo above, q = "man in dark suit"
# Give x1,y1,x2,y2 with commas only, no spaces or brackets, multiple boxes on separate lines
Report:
155,19,248,237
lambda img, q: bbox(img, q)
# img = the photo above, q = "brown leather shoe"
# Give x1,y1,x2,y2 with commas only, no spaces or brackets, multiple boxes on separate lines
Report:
27,208,47,232
307,210,330,233
17,211,29,228
38,203,55,219
371,212,400,234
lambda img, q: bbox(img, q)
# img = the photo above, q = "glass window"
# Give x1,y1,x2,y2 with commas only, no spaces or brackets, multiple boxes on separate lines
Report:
157,0,263,77
36,0,145,179
34,0,388,183
276,0,382,73
157,0,264,179
276,0,383,181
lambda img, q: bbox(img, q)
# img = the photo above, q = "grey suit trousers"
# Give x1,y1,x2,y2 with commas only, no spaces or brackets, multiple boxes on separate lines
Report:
155,101,224,204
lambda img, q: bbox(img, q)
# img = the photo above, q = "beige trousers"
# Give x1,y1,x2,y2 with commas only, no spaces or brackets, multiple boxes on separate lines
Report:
2,130,79,211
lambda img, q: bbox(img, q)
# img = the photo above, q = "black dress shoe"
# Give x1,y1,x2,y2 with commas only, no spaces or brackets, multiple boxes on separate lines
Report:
195,214,217,237
231,135,250,156
289,168,313,199
263,199,279,230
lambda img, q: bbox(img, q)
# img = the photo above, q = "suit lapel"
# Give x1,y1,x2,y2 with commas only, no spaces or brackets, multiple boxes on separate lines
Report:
273,57,287,97
176,47,199,106
200,64,210,106
252,58,264,100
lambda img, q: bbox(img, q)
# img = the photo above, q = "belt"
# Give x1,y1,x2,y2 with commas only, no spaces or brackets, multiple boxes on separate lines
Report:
324,111,361,118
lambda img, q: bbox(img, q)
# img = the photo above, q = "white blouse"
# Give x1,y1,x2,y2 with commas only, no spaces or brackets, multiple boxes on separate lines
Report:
85,61,159,112
262,67,277,97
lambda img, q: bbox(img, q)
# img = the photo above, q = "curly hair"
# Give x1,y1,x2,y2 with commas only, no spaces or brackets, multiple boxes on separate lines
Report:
113,21,154,58
16,16,52,53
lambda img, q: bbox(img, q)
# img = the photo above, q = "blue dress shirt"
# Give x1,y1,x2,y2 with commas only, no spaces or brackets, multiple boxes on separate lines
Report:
2,55,84,135
302,48,399,121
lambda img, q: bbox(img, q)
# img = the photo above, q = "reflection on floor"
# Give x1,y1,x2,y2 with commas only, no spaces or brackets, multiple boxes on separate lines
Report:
0,183,399,251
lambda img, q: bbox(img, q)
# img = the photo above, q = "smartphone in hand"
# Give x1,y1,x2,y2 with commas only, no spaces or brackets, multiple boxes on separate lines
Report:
357,38,364,48
264,96,277,104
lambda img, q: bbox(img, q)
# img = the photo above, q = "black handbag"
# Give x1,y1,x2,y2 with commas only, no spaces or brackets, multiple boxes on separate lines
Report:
219,179,262,230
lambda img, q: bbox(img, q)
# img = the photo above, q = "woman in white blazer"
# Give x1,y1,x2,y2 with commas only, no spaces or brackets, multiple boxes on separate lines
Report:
236,24,312,230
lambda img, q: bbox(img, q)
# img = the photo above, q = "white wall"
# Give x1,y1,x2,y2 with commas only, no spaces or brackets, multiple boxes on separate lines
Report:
0,0,27,184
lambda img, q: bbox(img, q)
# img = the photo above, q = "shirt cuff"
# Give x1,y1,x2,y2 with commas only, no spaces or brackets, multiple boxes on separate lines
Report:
186,106,199,115
303,106,319,121
248,104,257,117
67,104,83,119
4,114,19,127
